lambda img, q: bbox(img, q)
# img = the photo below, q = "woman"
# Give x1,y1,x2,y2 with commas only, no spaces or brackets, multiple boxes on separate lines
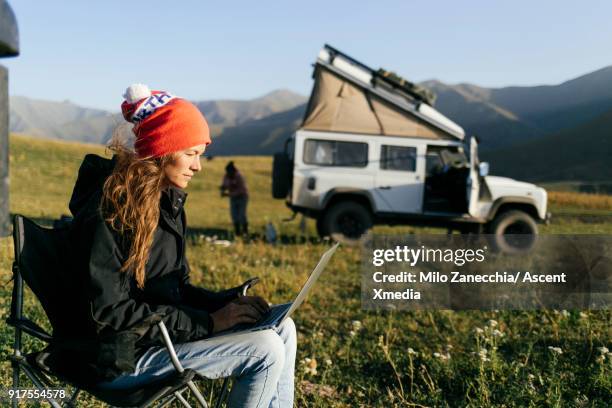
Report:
66,84,296,407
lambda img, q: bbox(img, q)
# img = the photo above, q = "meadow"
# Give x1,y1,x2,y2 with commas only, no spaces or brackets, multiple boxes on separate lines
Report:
0,134,610,407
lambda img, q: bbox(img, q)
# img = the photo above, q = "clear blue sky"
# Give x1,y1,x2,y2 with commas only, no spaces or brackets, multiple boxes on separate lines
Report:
3,0,611,111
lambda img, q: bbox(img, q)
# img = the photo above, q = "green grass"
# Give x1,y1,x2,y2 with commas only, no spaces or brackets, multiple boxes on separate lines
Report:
1,134,611,407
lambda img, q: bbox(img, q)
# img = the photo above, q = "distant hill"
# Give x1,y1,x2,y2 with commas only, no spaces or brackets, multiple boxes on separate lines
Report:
9,89,307,144
423,66,612,150
195,89,306,128
482,108,612,182
484,66,612,129
422,80,543,149
207,104,306,156
9,96,116,143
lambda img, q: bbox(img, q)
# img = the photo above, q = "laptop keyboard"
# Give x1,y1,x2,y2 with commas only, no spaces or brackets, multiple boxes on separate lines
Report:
257,304,290,327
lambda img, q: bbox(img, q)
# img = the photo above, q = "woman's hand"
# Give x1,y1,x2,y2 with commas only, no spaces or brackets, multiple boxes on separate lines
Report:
233,295,270,315
210,296,270,333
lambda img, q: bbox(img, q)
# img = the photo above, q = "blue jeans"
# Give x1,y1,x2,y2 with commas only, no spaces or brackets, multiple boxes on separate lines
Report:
99,318,297,408
230,195,248,226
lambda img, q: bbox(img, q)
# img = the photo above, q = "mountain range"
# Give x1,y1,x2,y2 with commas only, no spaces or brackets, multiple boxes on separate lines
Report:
8,66,612,182
9,89,307,145
423,66,612,150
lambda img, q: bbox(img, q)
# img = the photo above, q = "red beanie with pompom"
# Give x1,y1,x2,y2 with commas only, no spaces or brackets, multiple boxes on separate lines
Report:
121,84,211,158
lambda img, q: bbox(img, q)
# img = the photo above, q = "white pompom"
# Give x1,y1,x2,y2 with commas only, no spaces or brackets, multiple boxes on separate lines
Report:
123,83,151,103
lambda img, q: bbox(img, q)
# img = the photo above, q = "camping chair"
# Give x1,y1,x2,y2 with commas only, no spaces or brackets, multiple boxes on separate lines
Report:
6,214,232,408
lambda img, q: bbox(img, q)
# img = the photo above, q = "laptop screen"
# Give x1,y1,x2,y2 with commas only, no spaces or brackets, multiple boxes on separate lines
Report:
282,242,340,321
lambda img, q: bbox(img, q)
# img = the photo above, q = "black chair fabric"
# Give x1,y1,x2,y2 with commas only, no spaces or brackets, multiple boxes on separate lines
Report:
10,215,201,407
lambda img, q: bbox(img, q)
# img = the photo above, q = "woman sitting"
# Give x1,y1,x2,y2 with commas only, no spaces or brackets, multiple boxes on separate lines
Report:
65,84,296,407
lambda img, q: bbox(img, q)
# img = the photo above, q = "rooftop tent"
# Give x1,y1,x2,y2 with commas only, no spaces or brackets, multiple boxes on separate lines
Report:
301,45,465,141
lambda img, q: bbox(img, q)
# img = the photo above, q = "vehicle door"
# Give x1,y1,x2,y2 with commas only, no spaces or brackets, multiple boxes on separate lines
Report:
467,136,481,216
374,143,424,214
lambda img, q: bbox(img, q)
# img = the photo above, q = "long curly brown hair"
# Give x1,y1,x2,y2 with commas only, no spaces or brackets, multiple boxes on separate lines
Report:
100,129,174,289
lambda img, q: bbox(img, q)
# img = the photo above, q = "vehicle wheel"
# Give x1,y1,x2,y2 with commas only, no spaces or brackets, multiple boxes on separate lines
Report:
488,210,538,253
322,202,372,245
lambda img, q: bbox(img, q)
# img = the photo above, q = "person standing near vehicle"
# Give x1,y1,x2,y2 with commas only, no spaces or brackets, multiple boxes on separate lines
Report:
220,161,249,236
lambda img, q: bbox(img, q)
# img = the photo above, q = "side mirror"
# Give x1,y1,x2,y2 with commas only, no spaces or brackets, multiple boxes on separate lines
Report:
479,162,490,177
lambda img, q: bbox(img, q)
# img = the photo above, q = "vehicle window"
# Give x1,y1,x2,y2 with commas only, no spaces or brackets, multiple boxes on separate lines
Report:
303,139,368,167
380,145,416,171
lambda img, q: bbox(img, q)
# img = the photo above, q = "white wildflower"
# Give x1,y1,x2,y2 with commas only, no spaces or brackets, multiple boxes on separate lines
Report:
488,319,498,328
574,395,589,407
579,312,588,319
351,320,362,331
434,352,450,361
407,348,417,355
301,357,318,375
492,329,504,338
349,330,356,337
597,346,609,355
325,359,332,366
475,327,484,334
560,310,570,318
478,349,490,362
213,239,232,247
548,346,563,355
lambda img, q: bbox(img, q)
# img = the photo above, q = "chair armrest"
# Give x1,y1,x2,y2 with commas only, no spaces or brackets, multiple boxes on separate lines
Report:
156,320,185,373
155,320,210,407
240,277,260,296
155,278,258,374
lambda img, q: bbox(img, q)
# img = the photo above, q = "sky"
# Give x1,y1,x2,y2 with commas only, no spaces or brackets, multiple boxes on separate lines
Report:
2,0,612,111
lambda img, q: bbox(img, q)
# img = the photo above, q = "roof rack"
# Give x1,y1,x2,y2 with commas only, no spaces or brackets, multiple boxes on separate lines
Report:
316,44,464,139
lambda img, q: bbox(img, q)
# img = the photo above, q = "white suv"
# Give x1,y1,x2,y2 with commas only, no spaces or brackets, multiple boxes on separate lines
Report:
272,45,550,243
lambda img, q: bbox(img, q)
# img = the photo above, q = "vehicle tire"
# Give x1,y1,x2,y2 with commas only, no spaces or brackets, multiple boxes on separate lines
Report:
488,210,538,253
322,202,372,245
272,152,293,199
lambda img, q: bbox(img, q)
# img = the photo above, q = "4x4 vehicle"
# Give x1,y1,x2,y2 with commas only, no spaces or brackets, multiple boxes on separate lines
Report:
273,45,550,244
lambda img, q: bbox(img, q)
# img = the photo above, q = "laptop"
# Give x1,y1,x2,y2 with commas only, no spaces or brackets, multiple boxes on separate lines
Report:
211,242,340,337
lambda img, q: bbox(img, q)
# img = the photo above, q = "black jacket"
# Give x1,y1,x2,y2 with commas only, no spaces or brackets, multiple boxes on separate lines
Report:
54,154,240,385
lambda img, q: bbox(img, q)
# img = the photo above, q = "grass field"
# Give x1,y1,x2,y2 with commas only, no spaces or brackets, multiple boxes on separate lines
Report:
1,134,611,407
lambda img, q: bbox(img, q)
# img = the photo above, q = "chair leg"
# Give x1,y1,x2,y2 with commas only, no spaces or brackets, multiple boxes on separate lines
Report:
11,358,19,408
175,390,194,408
157,394,177,408
20,364,62,408
186,380,209,407
214,378,230,408
64,389,81,408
